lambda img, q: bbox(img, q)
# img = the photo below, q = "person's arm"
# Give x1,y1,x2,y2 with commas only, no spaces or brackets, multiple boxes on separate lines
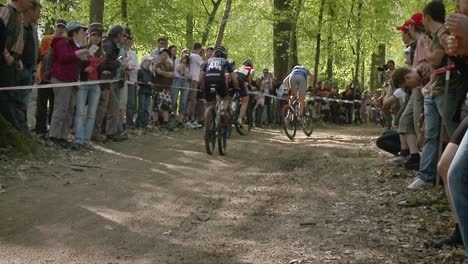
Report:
382,95,397,111
420,36,445,68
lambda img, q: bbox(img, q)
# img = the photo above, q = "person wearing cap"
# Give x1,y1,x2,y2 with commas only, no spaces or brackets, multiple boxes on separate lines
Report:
35,18,67,137
48,21,91,148
136,55,156,129
93,24,126,142
122,29,139,129
0,0,33,133
73,23,103,149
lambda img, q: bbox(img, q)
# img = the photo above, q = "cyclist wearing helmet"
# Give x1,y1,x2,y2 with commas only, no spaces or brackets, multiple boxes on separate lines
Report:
233,59,255,124
200,46,239,126
283,65,315,118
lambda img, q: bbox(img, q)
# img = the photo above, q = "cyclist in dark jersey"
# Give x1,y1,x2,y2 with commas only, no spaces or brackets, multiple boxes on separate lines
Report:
201,46,239,125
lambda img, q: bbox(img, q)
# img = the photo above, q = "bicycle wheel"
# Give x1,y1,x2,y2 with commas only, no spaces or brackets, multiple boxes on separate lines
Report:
282,104,296,141
218,124,228,155
204,106,216,155
302,106,314,137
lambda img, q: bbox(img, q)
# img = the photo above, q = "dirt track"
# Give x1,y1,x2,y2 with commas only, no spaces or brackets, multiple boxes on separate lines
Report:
0,126,466,264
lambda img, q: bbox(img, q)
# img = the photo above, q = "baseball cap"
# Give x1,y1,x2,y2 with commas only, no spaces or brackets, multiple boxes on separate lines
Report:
141,55,154,62
55,19,67,27
396,20,410,31
66,21,88,32
89,22,103,36
409,13,423,27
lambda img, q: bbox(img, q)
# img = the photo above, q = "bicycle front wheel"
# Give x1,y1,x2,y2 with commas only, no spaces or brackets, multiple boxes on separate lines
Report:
303,106,314,137
204,106,216,155
282,104,296,141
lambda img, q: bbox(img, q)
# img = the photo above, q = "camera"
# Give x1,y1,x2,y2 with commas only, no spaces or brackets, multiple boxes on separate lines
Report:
377,64,389,71
183,53,190,65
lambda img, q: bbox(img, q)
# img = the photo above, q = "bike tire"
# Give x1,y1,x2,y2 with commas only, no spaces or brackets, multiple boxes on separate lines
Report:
282,104,296,141
303,106,314,137
218,125,228,155
204,106,216,155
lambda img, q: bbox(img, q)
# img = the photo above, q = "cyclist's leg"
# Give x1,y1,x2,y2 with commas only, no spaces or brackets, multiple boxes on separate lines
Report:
239,84,249,120
204,79,216,121
299,90,306,116
288,77,298,106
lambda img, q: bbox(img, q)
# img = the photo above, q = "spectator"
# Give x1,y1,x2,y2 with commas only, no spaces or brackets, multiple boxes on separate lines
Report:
168,45,177,65
258,69,273,125
171,48,191,126
154,49,175,128
186,42,204,128
93,25,124,142
136,55,155,129
0,0,34,134
150,36,168,65
73,23,103,149
17,0,40,137
35,18,66,138
408,1,463,189
48,21,90,148
123,30,138,129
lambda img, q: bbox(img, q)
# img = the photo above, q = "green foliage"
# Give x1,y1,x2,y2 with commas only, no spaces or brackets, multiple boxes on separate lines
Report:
33,0,458,87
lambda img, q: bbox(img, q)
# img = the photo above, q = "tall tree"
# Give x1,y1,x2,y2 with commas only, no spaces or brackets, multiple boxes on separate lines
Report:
288,0,304,70
312,0,325,88
89,0,104,24
273,0,293,80
201,0,223,46
353,0,363,83
121,0,128,26
186,0,194,48
326,2,334,81
215,0,233,46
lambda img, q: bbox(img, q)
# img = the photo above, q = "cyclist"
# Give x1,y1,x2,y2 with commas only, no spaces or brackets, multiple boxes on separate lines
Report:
201,46,239,127
283,65,315,121
233,59,255,124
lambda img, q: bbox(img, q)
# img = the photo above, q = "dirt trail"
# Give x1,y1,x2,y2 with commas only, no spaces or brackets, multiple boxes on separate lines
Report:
0,126,466,264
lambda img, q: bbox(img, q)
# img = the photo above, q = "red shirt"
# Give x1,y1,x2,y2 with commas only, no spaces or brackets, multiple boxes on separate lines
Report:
49,37,82,82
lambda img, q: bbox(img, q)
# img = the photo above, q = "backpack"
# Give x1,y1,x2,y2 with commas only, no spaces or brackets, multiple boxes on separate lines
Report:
42,48,53,78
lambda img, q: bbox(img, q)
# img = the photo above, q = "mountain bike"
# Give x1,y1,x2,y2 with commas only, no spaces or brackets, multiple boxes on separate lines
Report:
205,89,230,155
229,89,252,136
282,94,314,141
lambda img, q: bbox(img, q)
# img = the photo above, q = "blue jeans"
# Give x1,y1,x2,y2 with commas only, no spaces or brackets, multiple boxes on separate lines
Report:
113,82,124,134
417,95,458,183
75,84,101,144
448,130,468,252
136,93,151,128
127,83,137,128
170,78,190,115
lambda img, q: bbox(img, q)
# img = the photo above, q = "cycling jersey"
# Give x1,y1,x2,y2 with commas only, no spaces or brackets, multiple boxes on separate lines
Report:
291,65,311,79
203,57,233,101
234,65,254,84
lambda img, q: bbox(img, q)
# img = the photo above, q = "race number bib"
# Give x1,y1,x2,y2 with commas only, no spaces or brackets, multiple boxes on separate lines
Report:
208,60,223,71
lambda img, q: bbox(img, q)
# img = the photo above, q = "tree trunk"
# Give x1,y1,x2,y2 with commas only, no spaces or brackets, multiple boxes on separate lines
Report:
215,0,233,46
312,0,325,89
122,0,128,26
0,114,42,157
353,0,363,84
370,52,377,91
273,0,293,80
288,0,304,70
186,14,194,48
326,2,334,81
201,0,223,46
361,58,365,88
89,0,104,24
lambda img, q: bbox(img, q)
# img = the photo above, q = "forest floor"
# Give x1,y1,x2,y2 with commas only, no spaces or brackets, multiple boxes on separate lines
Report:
0,124,466,264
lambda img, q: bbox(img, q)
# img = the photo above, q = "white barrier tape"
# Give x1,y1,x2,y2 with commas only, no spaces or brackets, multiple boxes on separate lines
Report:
0,79,363,105
0,79,118,91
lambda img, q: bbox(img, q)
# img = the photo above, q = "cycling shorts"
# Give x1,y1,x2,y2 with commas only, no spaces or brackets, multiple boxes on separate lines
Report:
204,75,228,102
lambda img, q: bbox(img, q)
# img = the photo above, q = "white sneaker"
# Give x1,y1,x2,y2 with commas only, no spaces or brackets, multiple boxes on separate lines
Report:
407,178,433,190
185,121,194,129
192,121,202,128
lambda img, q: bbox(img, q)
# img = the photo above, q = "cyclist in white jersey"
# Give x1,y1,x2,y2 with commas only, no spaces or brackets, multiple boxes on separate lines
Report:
283,65,315,118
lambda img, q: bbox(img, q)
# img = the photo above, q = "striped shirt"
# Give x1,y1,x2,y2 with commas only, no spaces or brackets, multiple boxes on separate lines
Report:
0,4,24,55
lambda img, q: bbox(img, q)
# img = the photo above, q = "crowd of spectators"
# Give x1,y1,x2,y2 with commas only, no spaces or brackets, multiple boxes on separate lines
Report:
374,1,468,263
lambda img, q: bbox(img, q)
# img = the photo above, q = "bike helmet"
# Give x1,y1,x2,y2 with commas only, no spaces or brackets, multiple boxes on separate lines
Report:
243,59,253,67
214,46,228,58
